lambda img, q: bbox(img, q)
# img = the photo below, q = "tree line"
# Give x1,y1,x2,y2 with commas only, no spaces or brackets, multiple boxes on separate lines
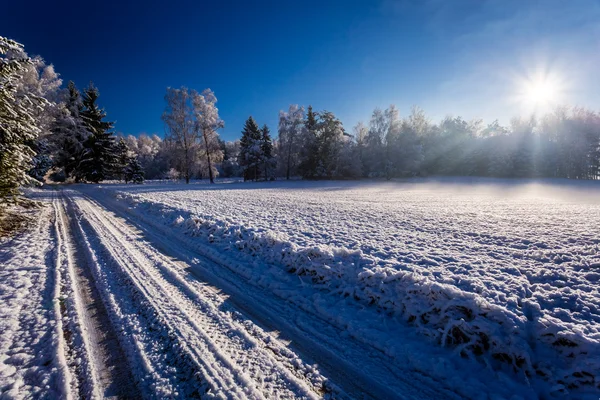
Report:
2,35,600,204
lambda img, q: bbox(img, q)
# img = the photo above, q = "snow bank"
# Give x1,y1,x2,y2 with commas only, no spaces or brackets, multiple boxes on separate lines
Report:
98,180,600,397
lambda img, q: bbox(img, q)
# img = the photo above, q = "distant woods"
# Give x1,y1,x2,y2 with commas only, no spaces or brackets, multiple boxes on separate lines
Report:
138,104,600,182
1,35,599,203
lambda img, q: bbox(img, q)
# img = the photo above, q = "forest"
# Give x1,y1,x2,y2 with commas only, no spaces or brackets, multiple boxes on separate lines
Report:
2,35,600,203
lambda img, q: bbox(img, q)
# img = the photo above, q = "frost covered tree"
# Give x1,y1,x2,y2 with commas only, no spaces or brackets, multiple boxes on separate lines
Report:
261,124,275,180
278,104,305,180
315,111,345,178
125,133,167,179
298,105,319,178
353,121,368,177
162,87,196,183
78,83,117,183
114,137,130,181
0,37,46,200
363,108,386,177
239,116,263,181
51,81,89,180
220,139,241,178
9,50,62,182
124,156,144,184
192,88,224,184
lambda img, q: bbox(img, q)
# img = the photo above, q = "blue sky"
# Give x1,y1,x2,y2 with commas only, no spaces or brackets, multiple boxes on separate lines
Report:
3,0,600,140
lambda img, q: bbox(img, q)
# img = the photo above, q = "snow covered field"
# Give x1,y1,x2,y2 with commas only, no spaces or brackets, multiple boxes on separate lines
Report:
1,179,599,399
92,178,600,398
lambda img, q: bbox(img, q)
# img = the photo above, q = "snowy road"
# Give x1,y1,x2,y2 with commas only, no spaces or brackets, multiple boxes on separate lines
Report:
1,187,468,399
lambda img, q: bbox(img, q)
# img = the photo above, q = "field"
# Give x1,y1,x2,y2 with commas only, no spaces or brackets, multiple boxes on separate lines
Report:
104,178,600,396
1,178,599,399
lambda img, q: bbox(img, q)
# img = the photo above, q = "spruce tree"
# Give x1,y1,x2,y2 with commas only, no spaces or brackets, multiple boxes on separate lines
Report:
124,156,144,184
239,116,262,181
298,105,319,178
78,83,116,183
260,124,275,180
114,137,130,181
0,37,45,200
52,81,89,180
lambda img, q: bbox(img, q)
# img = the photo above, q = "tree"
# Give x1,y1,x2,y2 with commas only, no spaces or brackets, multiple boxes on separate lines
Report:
124,156,144,184
239,116,262,181
261,124,275,180
278,104,305,180
219,139,242,178
0,37,46,200
162,87,196,183
298,105,319,178
78,83,116,183
114,137,130,181
315,111,345,178
51,81,89,180
383,105,401,179
364,108,386,177
353,121,368,177
11,50,62,182
192,88,224,184
125,133,167,179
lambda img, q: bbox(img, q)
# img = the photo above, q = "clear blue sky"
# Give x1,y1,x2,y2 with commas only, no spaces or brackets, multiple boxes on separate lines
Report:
3,0,599,140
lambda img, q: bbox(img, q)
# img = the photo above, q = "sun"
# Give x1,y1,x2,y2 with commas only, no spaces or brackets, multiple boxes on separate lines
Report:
514,68,566,113
523,78,558,107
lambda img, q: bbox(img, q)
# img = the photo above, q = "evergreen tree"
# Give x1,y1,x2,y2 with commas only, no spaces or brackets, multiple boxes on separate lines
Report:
124,156,145,184
239,116,262,181
0,37,45,200
260,124,275,180
315,111,345,178
114,137,130,181
78,83,116,183
52,81,89,179
298,105,319,178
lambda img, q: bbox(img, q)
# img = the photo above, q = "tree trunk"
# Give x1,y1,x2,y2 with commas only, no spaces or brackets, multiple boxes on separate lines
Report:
184,147,190,184
286,142,292,180
203,128,214,184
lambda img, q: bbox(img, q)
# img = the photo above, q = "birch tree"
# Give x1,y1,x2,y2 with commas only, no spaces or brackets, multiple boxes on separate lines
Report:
192,88,224,184
162,87,196,183
278,104,305,180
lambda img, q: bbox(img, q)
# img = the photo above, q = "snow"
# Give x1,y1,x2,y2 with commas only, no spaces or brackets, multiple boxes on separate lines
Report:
89,177,600,398
2,179,599,399
0,196,71,399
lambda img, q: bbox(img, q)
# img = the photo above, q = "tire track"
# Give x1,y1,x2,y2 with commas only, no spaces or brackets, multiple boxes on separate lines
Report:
67,190,326,399
54,193,139,399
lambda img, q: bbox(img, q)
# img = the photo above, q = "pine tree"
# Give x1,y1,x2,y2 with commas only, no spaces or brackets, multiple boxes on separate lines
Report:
0,37,45,200
54,81,89,179
316,111,345,178
114,137,130,181
261,124,275,180
239,116,262,181
298,105,319,178
124,157,144,184
78,83,116,183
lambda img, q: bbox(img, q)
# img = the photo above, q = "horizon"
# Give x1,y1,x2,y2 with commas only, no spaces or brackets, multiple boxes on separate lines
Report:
3,0,600,141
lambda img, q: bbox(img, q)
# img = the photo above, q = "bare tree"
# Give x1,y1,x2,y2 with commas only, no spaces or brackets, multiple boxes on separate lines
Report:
162,87,196,183
192,89,224,184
